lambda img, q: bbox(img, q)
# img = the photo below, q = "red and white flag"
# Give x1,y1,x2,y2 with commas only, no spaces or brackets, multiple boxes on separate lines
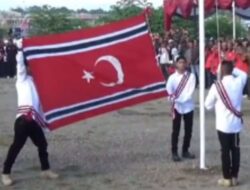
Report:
23,14,166,130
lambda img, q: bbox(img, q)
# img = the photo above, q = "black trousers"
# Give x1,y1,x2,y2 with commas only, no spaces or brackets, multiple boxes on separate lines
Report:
171,110,194,154
3,116,50,174
217,131,240,179
160,64,169,81
6,60,16,78
243,77,250,97
0,62,7,78
205,69,216,89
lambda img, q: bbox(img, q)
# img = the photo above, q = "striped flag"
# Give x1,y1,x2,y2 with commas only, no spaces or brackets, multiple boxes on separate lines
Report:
23,13,166,130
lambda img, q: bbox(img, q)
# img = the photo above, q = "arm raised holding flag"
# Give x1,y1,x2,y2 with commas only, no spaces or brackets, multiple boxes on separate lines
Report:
1,39,59,187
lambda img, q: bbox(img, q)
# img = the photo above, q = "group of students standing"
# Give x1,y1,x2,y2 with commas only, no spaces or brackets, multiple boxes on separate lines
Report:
0,39,18,79
165,41,249,187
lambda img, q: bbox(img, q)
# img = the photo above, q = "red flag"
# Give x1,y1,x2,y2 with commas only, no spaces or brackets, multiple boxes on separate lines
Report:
164,0,178,30
235,0,250,9
205,0,215,11
179,0,193,18
218,0,233,9
23,14,166,130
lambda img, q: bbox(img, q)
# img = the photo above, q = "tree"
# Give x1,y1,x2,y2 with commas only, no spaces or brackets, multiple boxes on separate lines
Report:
29,5,89,36
148,7,164,34
77,8,88,13
0,28,8,39
97,5,142,24
172,17,197,38
205,15,247,39
11,7,26,15
89,9,107,14
116,0,152,8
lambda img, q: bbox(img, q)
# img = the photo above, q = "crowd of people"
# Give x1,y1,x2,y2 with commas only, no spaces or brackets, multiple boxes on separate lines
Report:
0,38,18,79
152,28,250,97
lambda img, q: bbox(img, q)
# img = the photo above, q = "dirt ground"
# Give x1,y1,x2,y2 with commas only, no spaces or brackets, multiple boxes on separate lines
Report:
0,78,250,190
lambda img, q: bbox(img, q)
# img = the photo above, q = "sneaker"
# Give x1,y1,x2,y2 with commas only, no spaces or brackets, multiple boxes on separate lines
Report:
172,153,182,162
41,170,59,179
182,152,196,159
232,178,239,186
1,174,13,186
218,178,232,187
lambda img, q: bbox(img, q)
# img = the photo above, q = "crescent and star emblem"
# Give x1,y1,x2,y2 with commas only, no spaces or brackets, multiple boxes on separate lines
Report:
82,55,124,87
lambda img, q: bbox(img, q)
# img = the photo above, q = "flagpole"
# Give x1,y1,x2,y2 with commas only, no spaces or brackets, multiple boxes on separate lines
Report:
232,0,236,40
198,0,206,170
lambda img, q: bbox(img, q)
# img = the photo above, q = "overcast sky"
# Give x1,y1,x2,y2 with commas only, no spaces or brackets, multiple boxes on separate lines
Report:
1,0,163,11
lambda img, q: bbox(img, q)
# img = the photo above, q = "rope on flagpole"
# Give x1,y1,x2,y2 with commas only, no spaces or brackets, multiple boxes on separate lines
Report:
215,0,222,80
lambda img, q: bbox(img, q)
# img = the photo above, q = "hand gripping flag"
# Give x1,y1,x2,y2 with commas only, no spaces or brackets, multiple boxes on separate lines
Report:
23,14,166,130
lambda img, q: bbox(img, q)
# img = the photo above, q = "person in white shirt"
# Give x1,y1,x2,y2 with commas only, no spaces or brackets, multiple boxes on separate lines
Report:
166,56,196,162
1,39,59,186
205,60,247,187
168,39,179,63
158,42,171,80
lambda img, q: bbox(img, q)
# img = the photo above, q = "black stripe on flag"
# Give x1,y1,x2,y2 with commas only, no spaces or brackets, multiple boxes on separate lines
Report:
24,24,148,58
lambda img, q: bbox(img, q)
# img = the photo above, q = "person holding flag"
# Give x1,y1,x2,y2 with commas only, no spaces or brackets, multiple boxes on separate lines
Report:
205,60,247,187
1,39,59,186
166,56,196,162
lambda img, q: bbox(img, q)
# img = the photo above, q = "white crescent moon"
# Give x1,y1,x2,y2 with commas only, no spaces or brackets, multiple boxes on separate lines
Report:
95,55,124,87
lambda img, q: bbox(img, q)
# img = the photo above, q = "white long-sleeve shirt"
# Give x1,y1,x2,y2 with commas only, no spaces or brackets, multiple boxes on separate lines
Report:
16,50,47,129
205,69,247,133
171,47,179,62
166,71,196,114
159,47,172,65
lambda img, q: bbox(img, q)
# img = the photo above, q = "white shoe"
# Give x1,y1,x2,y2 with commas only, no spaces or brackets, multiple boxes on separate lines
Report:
41,170,59,179
218,178,232,187
1,174,13,186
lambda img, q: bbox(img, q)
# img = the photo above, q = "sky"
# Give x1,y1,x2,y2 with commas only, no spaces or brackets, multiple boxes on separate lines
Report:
0,0,163,11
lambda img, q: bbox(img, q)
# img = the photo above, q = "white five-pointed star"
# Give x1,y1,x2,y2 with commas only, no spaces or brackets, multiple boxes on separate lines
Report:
82,70,95,83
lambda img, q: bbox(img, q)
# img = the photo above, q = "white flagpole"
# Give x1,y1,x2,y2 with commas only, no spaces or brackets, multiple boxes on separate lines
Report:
232,0,236,40
198,0,206,169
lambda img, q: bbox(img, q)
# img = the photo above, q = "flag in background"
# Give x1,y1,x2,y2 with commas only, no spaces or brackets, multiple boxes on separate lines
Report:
23,13,166,130
164,0,177,30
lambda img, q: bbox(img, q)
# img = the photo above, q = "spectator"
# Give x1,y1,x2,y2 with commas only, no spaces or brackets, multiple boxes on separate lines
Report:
0,40,5,78
5,38,17,78
192,39,199,86
168,39,179,63
158,41,170,80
